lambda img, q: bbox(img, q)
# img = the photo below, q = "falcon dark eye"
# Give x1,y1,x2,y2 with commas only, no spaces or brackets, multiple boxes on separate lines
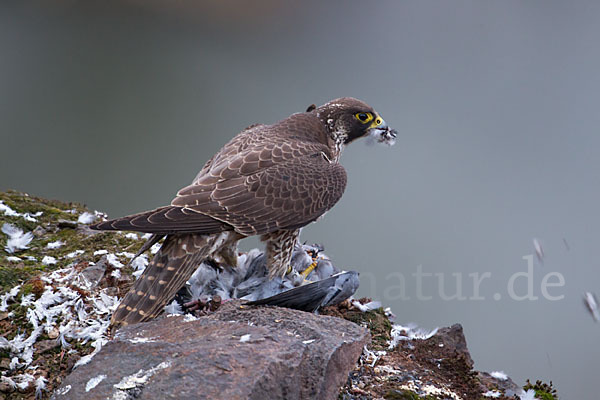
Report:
355,112,372,123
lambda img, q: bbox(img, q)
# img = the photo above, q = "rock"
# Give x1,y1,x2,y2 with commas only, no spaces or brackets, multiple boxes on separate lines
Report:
47,327,60,339
57,219,78,229
0,358,11,369
478,371,521,397
33,225,47,237
52,300,369,400
0,379,15,393
36,339,60,354
77,257,107,289
341,323,486,400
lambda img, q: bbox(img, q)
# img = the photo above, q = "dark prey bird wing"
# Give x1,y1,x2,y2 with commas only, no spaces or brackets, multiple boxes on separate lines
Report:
246,271,360,312
96,114,347,236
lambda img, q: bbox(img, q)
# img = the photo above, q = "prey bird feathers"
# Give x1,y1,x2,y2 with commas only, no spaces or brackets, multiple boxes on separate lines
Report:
92,97,396,329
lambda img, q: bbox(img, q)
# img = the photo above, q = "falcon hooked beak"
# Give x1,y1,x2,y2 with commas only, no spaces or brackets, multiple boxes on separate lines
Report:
367,116,397,146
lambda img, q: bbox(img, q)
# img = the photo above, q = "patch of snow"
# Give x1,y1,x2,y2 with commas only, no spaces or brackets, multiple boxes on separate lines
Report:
124,233,138,240
7,256,22,262
302,339,315,344
94,250,108,256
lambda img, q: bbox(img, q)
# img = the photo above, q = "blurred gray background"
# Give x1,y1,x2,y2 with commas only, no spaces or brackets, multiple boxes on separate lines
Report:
1,1,598,397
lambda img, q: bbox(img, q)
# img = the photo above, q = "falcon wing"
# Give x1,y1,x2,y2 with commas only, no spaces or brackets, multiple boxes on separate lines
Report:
173,152,347,235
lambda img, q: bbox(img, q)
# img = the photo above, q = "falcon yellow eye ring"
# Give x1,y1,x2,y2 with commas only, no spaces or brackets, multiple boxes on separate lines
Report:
355,112,373,123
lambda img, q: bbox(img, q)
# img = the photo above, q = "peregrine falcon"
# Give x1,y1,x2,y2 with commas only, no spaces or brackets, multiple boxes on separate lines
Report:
92,97,397,329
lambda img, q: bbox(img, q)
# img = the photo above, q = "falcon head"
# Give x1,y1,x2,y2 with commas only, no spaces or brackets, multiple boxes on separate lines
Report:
314,97,397,146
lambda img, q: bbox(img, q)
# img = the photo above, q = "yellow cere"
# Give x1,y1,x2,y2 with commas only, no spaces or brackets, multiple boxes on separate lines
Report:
370,115,383,128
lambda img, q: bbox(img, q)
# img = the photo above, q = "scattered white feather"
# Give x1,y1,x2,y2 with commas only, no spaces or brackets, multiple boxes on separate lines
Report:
0,200,42,222
85,374,106,392
42,256,57,265
533,238,544,262
519,389,538,400
65,250,85,258
484,390,502,398
94,249,108,256
302,339,315,344
7,256,22,262
0,284,22,311
352,300,382,312
54,384,71,395
35,376,47,399
106,253,124,268
0,376,16,390
164,300,183,315
0,200,19,217
77,212,96,224
10,356,22,369
128,337,156,344
2,223,34,253
15,373,35,390
131,254,148,279
150,242,161,254
490,370,508,381
46,240,65,249
21,293,35,307
239,334,251,343
584,292,600,322
388,323,439,349
113,361,170,390
183,314,198,322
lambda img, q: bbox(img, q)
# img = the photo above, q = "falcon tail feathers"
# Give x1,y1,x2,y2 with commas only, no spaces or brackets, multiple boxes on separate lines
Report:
110,234,212,329
91,206,230,235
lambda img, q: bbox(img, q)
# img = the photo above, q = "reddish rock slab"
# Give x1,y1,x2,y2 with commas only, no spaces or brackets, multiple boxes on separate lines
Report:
51,301,370,400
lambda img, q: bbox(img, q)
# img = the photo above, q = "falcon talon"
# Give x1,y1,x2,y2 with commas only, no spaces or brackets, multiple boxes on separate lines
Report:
90,98,395,329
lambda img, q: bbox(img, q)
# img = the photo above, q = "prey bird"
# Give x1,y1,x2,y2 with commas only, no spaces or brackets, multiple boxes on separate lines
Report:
92,97,397,329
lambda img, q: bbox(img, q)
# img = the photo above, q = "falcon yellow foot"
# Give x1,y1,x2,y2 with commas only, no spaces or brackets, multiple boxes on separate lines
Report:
301,260,319,279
